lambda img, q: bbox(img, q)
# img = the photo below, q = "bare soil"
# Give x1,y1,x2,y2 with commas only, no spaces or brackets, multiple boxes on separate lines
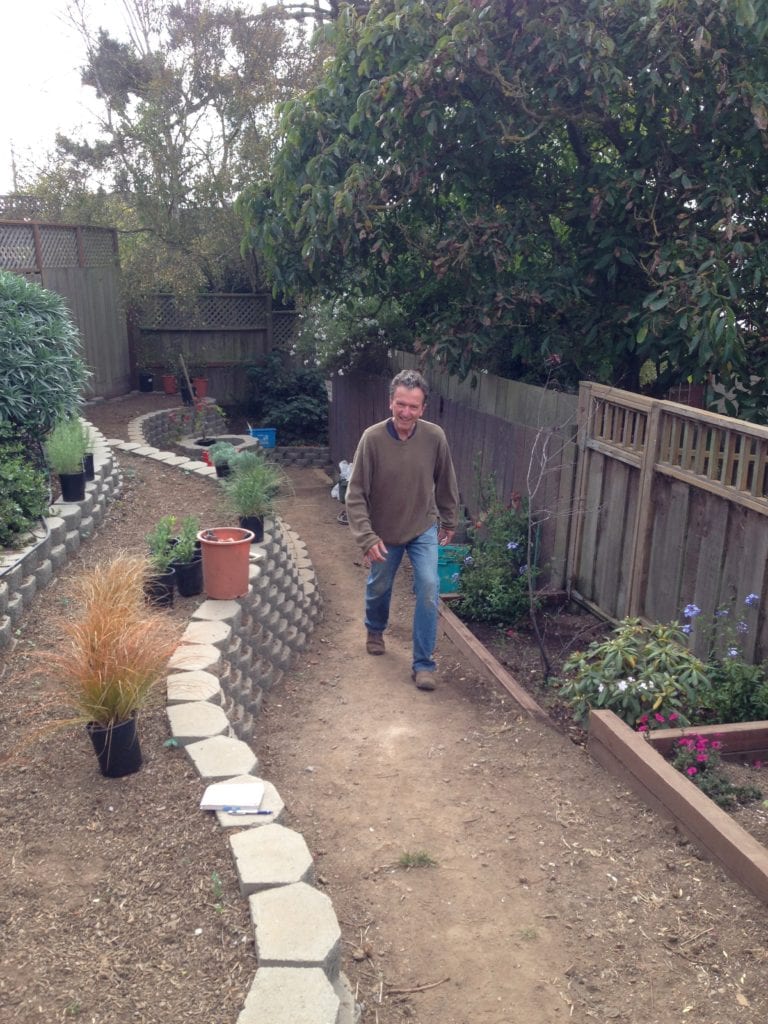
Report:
2,392,768,1024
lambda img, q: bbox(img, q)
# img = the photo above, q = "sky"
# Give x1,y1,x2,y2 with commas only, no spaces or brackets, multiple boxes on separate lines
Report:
0,0,129,193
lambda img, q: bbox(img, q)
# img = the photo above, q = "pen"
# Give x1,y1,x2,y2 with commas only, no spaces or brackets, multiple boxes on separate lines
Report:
221,807,273,815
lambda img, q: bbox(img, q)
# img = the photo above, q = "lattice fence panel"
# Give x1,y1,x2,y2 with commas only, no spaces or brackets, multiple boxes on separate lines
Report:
273,311,298,349
0,223,36,268
81,228,117,266
139,293,268,329
39,227,79,267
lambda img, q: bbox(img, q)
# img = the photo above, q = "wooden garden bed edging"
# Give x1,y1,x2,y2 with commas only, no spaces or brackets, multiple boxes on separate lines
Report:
588,709,768,905
646,721,768,762
438,601,554,727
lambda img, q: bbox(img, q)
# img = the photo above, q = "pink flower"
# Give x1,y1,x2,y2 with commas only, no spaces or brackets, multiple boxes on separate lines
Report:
668,712,679,722
654,713,665,723
753,760,763,769
696,754,708,763
711,741,723,750
686,767,698,776
636,724,648,733
637,714,649,725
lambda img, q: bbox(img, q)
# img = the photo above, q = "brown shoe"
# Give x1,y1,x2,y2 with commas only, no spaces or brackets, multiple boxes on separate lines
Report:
366,631,385,655
412,670,436,691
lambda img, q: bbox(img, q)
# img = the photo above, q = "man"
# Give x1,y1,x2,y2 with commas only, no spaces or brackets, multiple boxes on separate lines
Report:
345,369,460,690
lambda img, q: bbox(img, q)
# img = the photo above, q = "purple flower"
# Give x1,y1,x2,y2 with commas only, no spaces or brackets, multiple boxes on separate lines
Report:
736,620,749,634
727,647,738,658
715,608,729,618
683,603,701,619
464,555,473,566
745,593,760,607
681,624,692,635
518,564,528,576
507,540,520,551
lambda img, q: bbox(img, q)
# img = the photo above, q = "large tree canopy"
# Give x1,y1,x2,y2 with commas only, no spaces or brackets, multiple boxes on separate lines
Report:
23,0,322,300
242,0,768,414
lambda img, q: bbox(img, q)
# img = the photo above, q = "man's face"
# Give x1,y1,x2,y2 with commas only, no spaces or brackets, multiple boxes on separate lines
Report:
389,385,426,434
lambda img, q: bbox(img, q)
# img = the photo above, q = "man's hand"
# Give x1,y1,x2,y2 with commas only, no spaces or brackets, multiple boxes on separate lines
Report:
365,539,388,565
438,528,455,546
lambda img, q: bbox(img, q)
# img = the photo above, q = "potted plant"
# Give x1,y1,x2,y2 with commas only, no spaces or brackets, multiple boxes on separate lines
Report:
43,554,181,777
208,440,238,478
81,422,96,481
46,416,89,501
146,514,177,606
222,450,288,542
169,514,203,597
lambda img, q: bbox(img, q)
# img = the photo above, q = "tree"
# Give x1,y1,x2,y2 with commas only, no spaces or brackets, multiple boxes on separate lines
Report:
241,0,768,417
23,0,323,301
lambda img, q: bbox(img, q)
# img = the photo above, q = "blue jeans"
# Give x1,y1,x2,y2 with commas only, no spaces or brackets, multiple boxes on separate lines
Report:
364,525,439,673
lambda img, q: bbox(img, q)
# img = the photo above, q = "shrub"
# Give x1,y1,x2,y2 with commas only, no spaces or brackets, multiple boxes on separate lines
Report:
556,618,711,727
0,270,89,432
0,423,48,548
454,492,535,626
246,352,328,444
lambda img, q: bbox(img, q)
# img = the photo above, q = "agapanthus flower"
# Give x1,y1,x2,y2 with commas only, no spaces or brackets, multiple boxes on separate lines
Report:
464,555,473,566
745,593,760,607
736,620,749,634
728,647,739,658
683,603,702,618
506,540,520,551
681,624,692,635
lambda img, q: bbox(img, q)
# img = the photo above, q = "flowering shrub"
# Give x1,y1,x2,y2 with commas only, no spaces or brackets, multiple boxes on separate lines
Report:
681,595,768,724
556,618,711,727
454,491,536,626
670,734,762,809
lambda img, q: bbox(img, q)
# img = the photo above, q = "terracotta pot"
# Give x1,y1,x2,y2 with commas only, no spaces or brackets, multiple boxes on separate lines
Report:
192,377,209,398
197,527,254,600
161,374,178,395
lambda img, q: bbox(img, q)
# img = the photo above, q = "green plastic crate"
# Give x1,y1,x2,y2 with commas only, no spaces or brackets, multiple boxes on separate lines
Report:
438,544,470,595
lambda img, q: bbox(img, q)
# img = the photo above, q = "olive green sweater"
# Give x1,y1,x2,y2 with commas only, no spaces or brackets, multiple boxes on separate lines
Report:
346,418,459,554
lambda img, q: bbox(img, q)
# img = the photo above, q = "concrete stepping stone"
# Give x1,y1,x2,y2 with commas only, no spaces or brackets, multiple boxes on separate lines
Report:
168,642,222,674
166,669,221,705
213,776,285,828
236,966,341,1024
185,735,258,780
230,823,314,895
249,882,341,977
166,702,229,745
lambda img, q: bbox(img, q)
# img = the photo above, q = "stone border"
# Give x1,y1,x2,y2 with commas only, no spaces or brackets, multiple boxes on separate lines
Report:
0,428,121,651
113,412,359,1024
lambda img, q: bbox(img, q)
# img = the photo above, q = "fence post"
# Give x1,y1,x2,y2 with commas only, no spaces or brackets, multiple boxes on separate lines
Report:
627,400,662,617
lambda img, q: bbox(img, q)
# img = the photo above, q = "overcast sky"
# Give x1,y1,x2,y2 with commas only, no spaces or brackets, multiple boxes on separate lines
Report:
0,1,130,193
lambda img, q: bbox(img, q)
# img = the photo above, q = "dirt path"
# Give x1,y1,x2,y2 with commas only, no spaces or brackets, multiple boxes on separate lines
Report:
3,392,768,1024
267,466,768,1024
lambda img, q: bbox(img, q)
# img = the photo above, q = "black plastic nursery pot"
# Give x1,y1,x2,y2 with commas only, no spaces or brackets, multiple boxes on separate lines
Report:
239,515,265,543
144,568,176,607
87,717,143,778
171,557,203,597
59,470,86,502
138,371,154,392
83,452,95,481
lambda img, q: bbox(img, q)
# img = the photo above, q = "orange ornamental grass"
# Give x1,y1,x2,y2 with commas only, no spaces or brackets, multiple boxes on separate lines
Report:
44,553,182,728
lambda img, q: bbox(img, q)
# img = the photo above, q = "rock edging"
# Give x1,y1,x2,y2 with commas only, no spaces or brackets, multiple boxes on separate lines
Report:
117,410,360,1024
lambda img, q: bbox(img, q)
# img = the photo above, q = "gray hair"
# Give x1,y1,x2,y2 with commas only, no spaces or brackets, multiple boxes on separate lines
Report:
389,369,429,402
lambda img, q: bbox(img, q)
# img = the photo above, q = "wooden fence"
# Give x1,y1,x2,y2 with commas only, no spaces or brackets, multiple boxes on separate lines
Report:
132,293,298,404
330,357,579,587
0,220,129,398
569,383,768,662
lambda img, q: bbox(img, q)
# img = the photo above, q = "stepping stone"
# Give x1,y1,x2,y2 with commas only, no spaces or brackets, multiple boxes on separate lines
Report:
249,882,341,977
236,967,341,1024
185,735,258,781
230,823,314,895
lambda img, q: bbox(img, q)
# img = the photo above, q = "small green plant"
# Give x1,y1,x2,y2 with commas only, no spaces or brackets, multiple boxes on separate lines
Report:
0,423,48,548
46,416,88,475
455,489,536,627
557,618,711,727
670,734,762,809
397,850,437,869
170,515,200,565
222,451,288,518
208,441,237,468
146,514,176,573
519,926,538,941
211,870,224,910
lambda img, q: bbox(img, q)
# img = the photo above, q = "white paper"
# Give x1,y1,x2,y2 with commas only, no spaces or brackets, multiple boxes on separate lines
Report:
200,779,265,811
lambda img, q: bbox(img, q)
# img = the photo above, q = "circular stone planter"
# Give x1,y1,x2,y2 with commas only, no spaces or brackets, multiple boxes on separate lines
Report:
175,434,263,459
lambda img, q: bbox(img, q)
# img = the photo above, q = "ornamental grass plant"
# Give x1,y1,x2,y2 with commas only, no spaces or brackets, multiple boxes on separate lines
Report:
222,450,289,519
43,553,181,728
45,416,88,475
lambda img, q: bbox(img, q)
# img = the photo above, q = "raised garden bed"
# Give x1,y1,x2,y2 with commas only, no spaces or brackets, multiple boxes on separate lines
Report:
439,600,768,906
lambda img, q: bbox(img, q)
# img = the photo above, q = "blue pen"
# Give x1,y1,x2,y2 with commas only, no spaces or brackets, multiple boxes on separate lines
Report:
222,807,273,815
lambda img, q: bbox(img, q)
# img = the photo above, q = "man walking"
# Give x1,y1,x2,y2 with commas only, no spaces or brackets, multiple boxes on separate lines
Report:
346,369,459,690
